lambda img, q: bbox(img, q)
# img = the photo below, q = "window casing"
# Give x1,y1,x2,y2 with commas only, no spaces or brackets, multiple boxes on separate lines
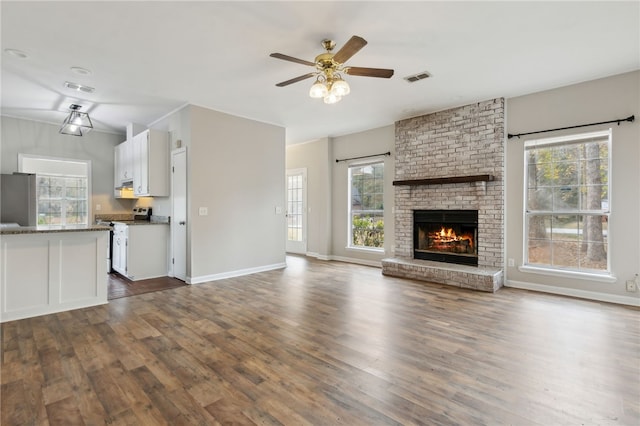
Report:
523,129,611,275
19,154,90,226
348,161,384,250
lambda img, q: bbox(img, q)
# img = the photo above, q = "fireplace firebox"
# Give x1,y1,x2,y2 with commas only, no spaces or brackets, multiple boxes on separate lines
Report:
414,210,478,266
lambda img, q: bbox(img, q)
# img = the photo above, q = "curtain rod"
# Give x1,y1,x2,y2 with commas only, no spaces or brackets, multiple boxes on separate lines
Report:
508,115,635,139
336,151,391,163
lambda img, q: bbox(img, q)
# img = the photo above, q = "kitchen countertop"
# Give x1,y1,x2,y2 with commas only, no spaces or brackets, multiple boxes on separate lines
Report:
111,220,169,226
0,224,112,235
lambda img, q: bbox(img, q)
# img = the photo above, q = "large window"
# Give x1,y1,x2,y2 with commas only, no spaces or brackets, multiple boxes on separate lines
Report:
348,162,384,249
19,154,90,226
524,129,611,274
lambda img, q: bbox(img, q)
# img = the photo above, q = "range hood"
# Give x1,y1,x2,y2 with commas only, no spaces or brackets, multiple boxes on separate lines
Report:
115,180,134,190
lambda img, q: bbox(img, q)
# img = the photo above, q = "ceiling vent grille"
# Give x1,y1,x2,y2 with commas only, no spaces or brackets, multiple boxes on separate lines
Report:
403,71,431,83
64,81,95,93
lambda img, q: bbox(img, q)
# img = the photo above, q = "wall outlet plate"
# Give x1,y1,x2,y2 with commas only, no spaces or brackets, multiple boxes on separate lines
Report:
626,280,637,292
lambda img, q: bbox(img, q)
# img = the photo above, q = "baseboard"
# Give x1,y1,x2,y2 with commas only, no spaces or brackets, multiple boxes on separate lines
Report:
506,279,640,307
305,252,382,267
189,262,287,284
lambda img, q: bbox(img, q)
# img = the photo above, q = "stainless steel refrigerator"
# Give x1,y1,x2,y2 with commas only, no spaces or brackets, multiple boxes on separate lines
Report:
1,173,37,226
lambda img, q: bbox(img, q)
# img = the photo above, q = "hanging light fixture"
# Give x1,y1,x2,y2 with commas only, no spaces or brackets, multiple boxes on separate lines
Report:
59,104,93,136
309,71,351,104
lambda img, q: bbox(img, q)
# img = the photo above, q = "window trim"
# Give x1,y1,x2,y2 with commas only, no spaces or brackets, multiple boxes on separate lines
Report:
18,153,92,226
347,159,385,252
521,129,613,278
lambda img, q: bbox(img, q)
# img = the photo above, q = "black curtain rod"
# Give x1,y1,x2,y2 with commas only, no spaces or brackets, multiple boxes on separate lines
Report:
336,151,391,163
508,115,635,139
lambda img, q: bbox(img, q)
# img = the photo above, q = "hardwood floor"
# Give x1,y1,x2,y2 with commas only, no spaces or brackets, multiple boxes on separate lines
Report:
108,273,187,300
2,255,639,425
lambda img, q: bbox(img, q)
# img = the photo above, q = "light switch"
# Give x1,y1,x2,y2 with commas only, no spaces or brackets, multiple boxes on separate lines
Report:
95,204,102,211
275,206,283,214
199,207,208,216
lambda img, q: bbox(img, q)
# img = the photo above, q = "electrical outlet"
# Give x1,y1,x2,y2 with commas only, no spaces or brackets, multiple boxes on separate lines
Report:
626,280,637,292
198,207,208,216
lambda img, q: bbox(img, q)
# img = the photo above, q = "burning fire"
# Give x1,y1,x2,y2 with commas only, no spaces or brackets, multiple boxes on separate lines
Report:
432,227,474,248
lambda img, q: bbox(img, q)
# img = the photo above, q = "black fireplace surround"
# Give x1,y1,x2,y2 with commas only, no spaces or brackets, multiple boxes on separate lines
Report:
413,210,479,266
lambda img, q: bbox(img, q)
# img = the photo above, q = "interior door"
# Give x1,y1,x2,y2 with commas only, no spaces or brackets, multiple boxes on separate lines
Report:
171,148,187,281
286,168,307,254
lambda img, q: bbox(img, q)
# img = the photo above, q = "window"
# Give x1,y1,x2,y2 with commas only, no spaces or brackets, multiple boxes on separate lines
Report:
348,161,384,249
19,154,90,226
524,129,611,274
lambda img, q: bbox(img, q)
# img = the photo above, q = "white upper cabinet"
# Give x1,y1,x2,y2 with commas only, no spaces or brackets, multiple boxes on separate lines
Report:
132,129,169,197
116,139,134,184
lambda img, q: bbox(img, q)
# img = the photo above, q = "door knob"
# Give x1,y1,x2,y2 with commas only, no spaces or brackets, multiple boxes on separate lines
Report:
179,221,186,225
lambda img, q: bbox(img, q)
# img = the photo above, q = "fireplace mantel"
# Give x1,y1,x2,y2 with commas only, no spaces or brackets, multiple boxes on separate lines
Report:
393,174,495,186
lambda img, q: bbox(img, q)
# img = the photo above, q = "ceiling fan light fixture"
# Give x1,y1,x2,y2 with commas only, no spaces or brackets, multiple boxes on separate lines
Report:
331,78,350,97
323,92,342,104
309,79,328,98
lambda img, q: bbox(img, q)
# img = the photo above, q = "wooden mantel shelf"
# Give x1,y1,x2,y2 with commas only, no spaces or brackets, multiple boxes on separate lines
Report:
392,174,495,186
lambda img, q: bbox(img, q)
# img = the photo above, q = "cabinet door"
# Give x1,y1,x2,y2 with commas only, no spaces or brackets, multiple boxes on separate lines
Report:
120,139,133,183
133,131,149,196
114,144,121,190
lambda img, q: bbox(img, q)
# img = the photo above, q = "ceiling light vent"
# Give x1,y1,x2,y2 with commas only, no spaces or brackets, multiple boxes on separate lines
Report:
404,71,431,83
64,81,95,93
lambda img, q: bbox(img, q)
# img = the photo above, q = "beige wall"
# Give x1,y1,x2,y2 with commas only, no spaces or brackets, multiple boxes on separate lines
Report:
506,71,640,304
1,116,129,215
286,125,395,265
285,137,332,258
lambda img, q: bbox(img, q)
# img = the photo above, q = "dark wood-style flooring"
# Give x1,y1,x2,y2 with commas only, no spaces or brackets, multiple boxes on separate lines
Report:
2,255,639,425
108,273,187,300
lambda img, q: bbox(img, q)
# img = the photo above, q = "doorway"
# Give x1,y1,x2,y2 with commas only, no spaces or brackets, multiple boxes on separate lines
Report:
286,168,307,254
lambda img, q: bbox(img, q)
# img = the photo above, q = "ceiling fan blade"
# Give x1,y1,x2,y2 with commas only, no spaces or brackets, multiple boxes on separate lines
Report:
275,73,316,87
345,67,394,78
332,36,368,64
270,53,316,67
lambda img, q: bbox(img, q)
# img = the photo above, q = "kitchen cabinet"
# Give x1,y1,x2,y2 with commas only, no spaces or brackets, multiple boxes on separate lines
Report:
112,223,168,281
132,129,169,197
115,139,134,184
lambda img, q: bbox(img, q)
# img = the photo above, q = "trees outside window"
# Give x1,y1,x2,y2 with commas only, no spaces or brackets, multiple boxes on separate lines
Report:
524,129,610,273
348,162,384,249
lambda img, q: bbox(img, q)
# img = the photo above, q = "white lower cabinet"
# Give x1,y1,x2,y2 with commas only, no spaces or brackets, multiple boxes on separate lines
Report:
112,223,168,281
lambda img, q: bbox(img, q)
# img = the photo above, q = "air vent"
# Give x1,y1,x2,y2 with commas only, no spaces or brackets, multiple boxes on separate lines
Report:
403,71,431,83
64,81,95,93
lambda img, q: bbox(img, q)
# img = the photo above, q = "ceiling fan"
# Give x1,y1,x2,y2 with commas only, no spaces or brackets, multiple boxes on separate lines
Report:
270,35,394,104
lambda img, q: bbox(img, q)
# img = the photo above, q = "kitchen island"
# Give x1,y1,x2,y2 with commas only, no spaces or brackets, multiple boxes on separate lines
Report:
0,225,110,322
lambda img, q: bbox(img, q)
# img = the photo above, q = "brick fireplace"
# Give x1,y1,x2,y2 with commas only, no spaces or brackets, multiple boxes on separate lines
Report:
382,99,505,292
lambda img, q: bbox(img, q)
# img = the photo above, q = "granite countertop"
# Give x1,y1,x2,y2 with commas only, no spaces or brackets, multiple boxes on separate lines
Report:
0,224,112,235
111,220,169,226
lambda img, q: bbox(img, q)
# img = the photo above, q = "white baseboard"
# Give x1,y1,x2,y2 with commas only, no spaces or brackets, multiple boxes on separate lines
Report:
506,279,640,307
305,252,381,268
189,262,286,284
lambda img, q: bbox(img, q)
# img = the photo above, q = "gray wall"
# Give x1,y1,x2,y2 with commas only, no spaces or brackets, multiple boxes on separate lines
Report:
1,116,130,215
506,71,640,304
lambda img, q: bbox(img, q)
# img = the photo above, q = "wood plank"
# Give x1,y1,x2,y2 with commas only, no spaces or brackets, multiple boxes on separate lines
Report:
1,255,638,425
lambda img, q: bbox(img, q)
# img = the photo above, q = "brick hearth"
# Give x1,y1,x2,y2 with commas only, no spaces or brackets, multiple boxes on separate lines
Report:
383,99,505,292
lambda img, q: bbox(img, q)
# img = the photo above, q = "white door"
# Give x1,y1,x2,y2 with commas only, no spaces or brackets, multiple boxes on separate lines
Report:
286,168,307,254
171,148,187,281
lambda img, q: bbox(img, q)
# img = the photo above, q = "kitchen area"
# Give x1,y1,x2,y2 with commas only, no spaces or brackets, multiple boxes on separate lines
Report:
0,120,182,322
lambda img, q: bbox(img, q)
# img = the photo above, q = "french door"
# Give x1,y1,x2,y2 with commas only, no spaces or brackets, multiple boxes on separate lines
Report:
286,168,307,254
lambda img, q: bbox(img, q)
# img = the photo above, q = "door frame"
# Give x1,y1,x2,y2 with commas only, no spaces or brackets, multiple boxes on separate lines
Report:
286,168,308,254
170,147,187,281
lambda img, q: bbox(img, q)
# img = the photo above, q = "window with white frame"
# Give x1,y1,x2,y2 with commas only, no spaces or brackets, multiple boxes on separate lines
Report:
524,129,611,274
348,161,384,249
19,154,90,226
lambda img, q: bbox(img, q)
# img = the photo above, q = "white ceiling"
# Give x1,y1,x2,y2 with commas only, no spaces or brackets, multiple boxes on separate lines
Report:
1,1,639,144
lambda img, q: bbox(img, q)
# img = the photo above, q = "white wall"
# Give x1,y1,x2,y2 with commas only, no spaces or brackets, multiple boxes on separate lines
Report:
505,71,640,305
1,116,130,215
285,137,332,258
